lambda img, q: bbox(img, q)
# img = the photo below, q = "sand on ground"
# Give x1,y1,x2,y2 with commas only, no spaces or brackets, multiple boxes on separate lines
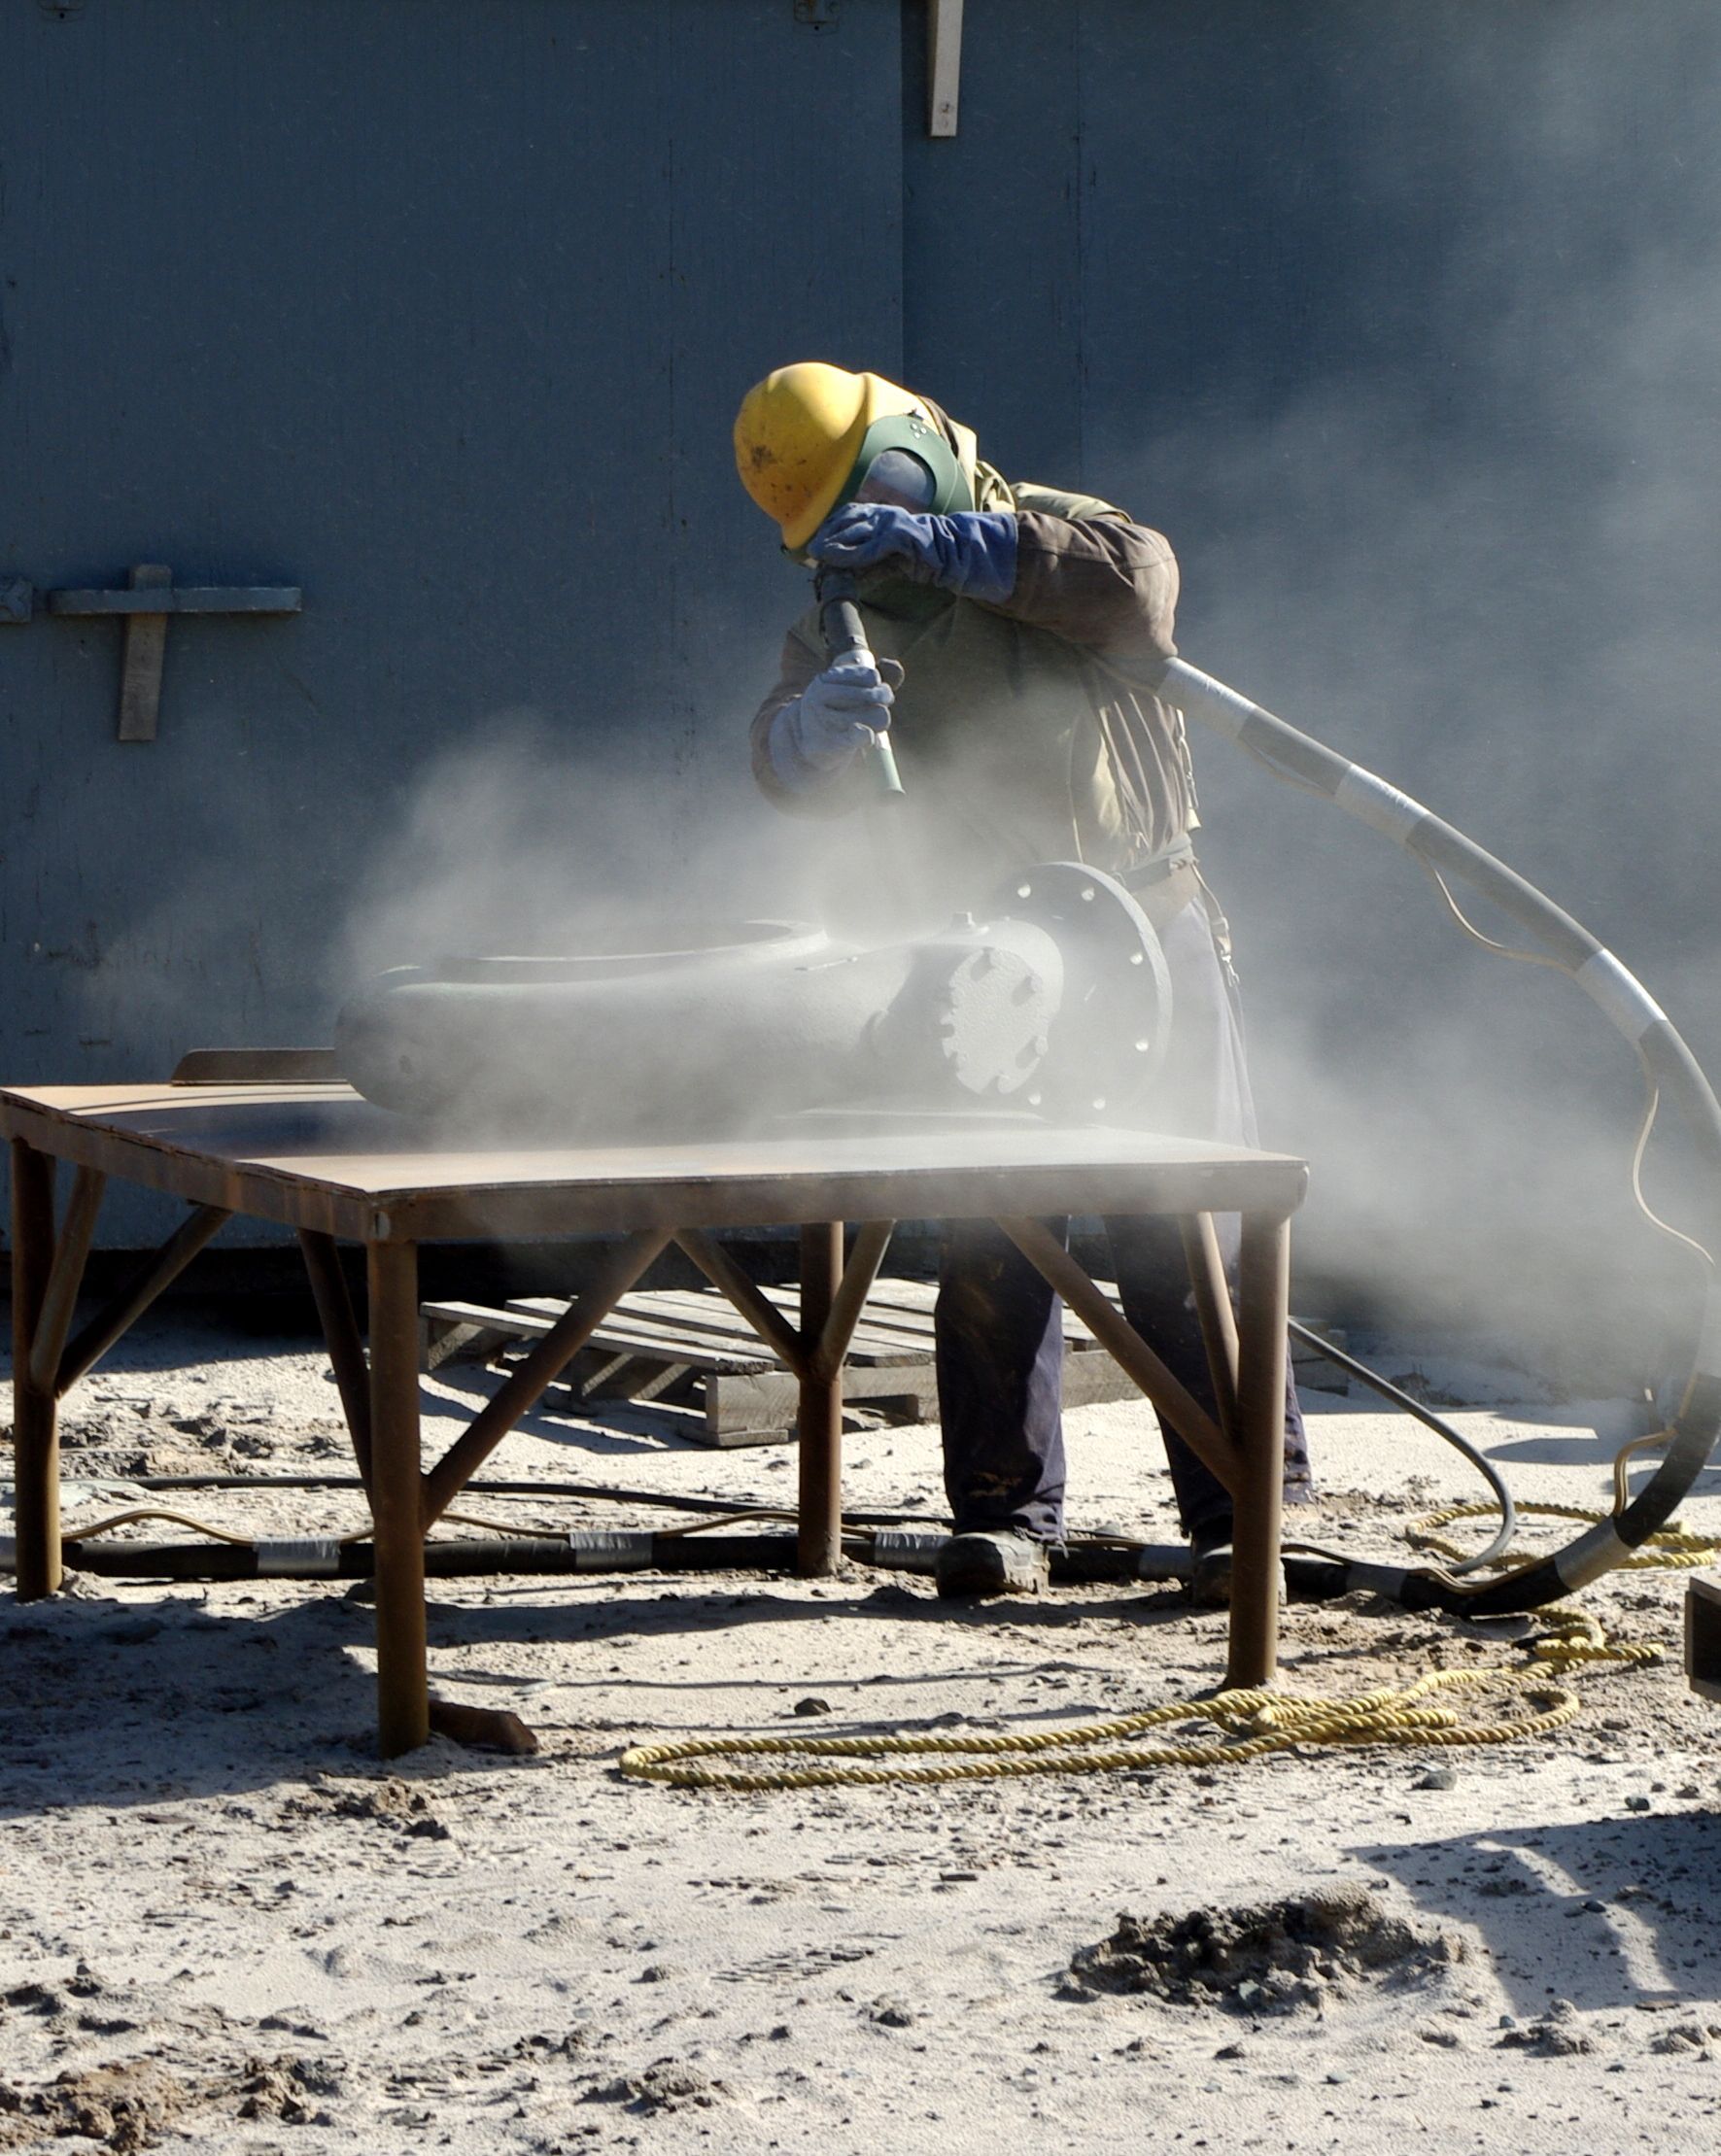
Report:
3,1307,1719,2154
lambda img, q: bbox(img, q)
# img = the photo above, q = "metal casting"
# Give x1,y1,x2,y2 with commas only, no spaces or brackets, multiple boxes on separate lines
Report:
334,862,1174,1136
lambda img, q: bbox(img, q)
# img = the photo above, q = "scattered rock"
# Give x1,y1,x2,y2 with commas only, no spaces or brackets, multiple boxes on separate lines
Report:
236,2054,344,2123
514,2026,599,2060
583,2062,734,2113
1497,2001,1594,2056
865,1997,915,2028
0,2060,187,2153
1649,2021,1721,2059
1063,1887,1463,2013
2,1981,64,2017
792,1697,832,1717
1415,1767,1458,1791
280,1778,450,1837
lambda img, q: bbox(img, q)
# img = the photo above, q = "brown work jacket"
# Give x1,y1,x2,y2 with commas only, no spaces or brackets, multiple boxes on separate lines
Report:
749,476,1196,933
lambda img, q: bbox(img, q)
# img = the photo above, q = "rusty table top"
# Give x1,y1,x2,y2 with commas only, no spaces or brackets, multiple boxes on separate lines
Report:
0,1083,1308,1243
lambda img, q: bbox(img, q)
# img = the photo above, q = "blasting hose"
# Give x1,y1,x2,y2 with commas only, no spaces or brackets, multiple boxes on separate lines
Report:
815,565,904,800
1152,656,1721,1616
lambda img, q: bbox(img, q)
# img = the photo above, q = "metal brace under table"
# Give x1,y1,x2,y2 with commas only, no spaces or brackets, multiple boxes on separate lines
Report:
2,1080,1306,1757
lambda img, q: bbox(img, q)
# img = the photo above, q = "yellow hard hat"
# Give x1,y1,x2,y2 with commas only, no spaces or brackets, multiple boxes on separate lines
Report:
734,362,923,551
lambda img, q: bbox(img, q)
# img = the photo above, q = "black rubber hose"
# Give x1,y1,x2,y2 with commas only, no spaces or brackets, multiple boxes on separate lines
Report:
1286,1318,1518,1570
53,1530,1372,1598
815,565,904,798
56,1531,802,1583
1156,656,1721,1614
106,1471,946,1529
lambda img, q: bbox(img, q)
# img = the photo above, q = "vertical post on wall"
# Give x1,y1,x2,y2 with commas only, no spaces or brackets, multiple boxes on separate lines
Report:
928,0,964,136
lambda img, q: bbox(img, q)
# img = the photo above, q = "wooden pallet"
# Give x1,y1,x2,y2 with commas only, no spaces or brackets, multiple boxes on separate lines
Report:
421,1276,1142,1447
422,1276,1348,1449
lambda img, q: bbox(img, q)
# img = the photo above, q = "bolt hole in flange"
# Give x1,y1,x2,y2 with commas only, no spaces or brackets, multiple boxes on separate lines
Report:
986,863,1173,1123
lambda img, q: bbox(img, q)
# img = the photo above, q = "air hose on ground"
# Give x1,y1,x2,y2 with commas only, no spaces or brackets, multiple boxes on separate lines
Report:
1286,1318,1518,1570
1153,657,1721,1615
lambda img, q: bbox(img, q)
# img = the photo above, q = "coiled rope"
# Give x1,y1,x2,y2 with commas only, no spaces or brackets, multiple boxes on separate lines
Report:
618,1663,1585,1793
1409,1498,1717,1574
1528,1606,1664,1670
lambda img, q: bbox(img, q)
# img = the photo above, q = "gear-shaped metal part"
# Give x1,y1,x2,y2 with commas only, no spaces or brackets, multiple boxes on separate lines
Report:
988,863,1173,1122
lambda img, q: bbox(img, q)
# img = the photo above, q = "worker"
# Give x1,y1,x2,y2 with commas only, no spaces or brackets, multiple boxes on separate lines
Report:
734,362,1311,1603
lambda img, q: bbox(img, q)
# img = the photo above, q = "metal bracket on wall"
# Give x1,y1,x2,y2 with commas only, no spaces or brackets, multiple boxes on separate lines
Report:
789,3,959,131
0,565,302,740
928,0,963,136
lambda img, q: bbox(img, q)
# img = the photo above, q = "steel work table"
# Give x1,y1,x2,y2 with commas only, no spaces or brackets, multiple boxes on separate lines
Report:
3,1082,1307,1755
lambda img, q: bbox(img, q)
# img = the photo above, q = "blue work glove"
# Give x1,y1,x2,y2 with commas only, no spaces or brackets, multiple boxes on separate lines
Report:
809,503,1018,605
766,657,902,791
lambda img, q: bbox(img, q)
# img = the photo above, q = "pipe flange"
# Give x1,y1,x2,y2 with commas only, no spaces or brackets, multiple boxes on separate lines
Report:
991,863,1173,1121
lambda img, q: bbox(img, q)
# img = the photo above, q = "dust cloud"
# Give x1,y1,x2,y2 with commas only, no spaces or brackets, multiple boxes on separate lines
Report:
338,17,1721,1393
1083,13,1721,1391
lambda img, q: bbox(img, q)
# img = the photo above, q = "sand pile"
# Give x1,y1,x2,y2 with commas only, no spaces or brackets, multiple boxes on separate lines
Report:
1064,1884,1463,2012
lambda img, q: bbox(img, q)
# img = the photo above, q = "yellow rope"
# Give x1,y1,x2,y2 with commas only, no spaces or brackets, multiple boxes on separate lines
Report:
1528,1605,1664,1669
620,1480,1704,1792
618,1667,1583,1792
1409,1498,1717,1571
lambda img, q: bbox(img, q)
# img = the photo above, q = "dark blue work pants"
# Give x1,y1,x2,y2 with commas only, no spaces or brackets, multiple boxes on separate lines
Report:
933,893,1312,1543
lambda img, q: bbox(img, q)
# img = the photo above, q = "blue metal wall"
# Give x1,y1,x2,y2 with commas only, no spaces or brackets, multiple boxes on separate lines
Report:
5,0,1720,1346
1,0,904,1236
902,2,1721,1354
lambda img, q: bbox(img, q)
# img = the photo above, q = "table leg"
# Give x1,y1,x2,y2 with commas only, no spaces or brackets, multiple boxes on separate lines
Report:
10,1141,60,1600
367,1239,428,1756
797,1222,843,1576
299,1230,373,1491
1178,1212,1240,1440
57,1205,230,1394
997,1215,1230,1486
1226,1212,1290,1691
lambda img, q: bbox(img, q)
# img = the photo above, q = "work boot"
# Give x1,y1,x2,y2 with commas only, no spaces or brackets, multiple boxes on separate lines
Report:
935,1528,1051,1600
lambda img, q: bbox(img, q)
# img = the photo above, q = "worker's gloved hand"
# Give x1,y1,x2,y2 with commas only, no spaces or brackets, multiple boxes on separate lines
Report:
809,503,1017,605
767,657,904,789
